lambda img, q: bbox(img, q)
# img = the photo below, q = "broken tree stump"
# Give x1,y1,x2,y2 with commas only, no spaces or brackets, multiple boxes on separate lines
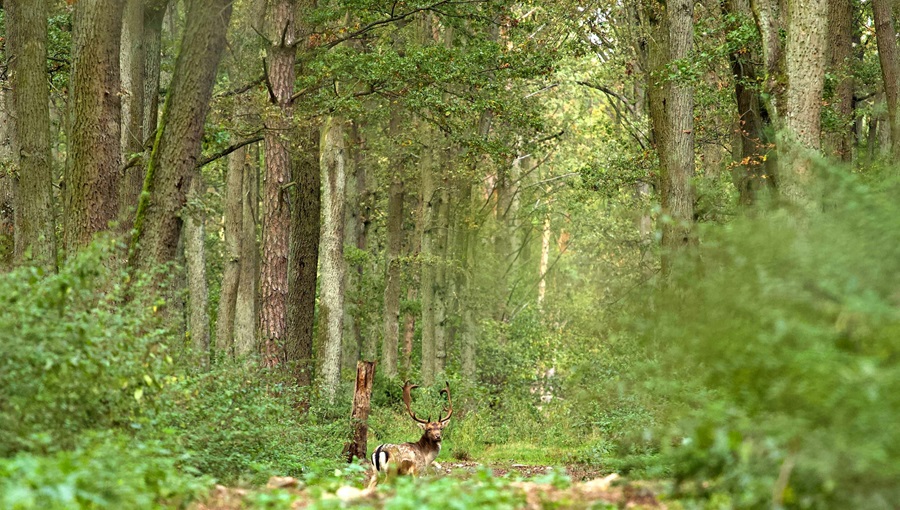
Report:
346,360,376,462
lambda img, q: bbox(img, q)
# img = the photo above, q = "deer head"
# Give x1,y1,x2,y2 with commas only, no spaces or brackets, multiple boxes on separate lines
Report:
402,381,453,443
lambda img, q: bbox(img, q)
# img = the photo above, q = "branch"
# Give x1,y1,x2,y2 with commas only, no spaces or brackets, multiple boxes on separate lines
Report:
197,136,264,168
325,0,453,49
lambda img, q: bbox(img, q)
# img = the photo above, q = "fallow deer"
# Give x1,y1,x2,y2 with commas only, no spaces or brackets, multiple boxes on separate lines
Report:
368,381,453,488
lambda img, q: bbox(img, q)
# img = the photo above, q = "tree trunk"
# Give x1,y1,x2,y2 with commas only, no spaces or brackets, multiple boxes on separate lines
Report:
66,0,124,255
317,115,347,402
646,0,696,274
131,0,233,272
432,156,450,380
286,125,321,386
346,360,376,462
537,209,551,308
142,1,168,144
381,176,404,379
779,0,827,203
259,0,297,368
419,137,437,385
749,0,786,119
6,0,56,269
235,145,260,357
723,0,777,204
0,86,13,268
216,131,246,359
825,0,854,161
873,0,900,161
184,177,210,367
120,0,146,224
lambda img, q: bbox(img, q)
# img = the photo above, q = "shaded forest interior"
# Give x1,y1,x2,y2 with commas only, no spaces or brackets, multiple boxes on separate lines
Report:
1,1,899,508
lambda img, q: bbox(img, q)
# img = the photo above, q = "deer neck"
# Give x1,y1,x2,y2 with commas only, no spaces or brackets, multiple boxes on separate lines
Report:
415,434,441,462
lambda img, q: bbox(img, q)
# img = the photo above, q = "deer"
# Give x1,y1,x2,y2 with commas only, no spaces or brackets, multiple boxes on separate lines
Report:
368,381,453,488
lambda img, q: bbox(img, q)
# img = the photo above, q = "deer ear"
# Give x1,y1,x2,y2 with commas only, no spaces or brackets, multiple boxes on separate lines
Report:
416,422,426,430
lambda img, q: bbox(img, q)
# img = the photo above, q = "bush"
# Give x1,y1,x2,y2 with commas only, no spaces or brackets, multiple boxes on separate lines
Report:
146,364,346,485
628,172,900,508
0,239,174,456
0,433,209,510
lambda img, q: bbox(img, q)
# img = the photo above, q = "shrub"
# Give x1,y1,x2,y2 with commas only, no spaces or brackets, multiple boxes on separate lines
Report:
0,239,174,456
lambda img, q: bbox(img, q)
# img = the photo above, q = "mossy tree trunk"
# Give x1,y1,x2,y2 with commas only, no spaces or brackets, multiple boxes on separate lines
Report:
381,174,404,379
235,144,260,357
66,0,125,255
825,0,855,162
6,0,56,269
131,0,233,273
119,0,146,224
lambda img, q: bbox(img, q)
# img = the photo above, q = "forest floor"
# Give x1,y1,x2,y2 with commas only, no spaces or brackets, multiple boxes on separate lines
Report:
194,462,666,509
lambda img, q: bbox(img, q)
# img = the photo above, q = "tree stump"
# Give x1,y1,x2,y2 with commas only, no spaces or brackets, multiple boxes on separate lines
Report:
346,360,376,462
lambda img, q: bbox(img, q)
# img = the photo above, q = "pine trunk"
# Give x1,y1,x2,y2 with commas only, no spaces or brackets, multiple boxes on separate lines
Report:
6,0,56,269
131,0,233,272
317,116,347,402
259,0,297,368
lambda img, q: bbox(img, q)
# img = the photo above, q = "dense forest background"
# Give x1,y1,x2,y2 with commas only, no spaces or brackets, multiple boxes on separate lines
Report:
1,0,899,508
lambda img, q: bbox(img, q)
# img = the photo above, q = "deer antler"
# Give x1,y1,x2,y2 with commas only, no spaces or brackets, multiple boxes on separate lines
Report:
439,381,453,423
402,381,429,424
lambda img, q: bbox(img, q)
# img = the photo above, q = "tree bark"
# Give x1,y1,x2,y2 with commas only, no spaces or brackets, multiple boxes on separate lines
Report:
825,0,854,161
0,86,13,268
235,145,260,357
749,0,786,119
259,0,298,368
346,360,376,462
780,0,828,203
872,0,900,161
119,0,146,224
419,136,437,385
66,0,124,255
381,176,404,379
317,115,347,402
6,0,56,269
142,1,168,144
216,131,246,359
646,0,696,273
286,125,321,386
131,0,233,273
184,177,210,367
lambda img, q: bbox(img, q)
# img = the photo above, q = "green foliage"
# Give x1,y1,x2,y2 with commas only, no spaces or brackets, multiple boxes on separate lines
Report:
0,238,174,456
0,433,210,510
146,364,346,486
627,169,900,508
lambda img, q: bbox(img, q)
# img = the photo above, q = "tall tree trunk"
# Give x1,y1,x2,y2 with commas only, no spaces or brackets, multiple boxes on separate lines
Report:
235,145,260,357
749,0,786,119
0,85,13,268
142,1,168,144
6,0,56,269
286,125,321,386
825,0,855,162
872,0,900,161
66,0,124,255
120,0,145,223
216,132,246,359
419,136,437,385
131,0,233,272
646,0,696,273
317,115,347,402
432,151,450,380
342,122,362,371
779,0,828,204
381,176,404,379
259,0,297,368
537,208,551,309
184,177,210,367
